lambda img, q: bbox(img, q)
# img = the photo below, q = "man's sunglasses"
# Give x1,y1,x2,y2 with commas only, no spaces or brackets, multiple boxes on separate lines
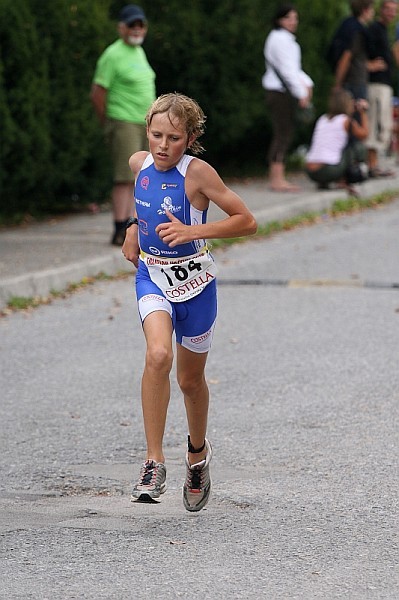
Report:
127,20,145,28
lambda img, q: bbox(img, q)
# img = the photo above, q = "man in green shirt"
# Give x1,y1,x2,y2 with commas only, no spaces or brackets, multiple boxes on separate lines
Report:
91,5,156,245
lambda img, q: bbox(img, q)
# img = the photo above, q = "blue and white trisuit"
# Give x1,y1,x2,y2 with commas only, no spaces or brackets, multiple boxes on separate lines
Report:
135,153,217,353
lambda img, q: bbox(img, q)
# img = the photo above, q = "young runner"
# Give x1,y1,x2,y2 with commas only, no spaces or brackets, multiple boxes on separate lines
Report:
122,93,257,511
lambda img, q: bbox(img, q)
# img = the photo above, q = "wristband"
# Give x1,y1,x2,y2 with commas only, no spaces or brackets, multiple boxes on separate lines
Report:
125,217,138,229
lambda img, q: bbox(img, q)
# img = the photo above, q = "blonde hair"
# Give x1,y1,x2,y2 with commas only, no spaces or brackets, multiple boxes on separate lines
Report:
146,93,206,155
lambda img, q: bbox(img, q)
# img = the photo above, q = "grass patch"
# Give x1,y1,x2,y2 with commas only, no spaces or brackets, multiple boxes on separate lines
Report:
7,296,41,310
2,271,130,317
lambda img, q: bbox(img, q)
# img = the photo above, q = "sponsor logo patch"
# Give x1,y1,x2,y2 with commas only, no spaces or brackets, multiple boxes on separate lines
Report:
141,176,150,190
142,294,165,303
136,198,150,207
190,330,212,344
148,246,179,256
157,196,181,215
161,183,179,190
139,219,148,235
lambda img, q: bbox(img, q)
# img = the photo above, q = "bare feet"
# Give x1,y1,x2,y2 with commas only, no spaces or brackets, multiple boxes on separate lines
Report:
368,167,396,178
270,181,301,192
344,183,360,198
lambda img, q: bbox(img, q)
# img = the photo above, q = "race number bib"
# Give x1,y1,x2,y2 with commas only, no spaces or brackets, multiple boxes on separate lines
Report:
140,247,217,302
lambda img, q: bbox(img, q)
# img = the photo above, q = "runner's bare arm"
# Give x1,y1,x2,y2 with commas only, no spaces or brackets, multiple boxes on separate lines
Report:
122,152,149,266
156,159,257,247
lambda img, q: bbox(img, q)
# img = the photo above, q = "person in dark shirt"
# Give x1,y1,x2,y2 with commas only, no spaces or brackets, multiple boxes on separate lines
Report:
334,0,384,101
366,0,397,177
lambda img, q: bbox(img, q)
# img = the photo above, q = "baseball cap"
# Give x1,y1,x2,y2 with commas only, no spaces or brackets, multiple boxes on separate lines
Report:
119,5,147,24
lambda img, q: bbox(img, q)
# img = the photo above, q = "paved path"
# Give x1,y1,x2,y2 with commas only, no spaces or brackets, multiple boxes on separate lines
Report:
1,199,398,598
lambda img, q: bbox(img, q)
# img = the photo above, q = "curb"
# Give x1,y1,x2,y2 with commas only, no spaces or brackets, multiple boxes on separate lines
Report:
0,253,129,307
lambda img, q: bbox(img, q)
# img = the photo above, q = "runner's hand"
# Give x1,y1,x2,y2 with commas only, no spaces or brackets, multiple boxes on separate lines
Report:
156,211,192,247
122,227,140,267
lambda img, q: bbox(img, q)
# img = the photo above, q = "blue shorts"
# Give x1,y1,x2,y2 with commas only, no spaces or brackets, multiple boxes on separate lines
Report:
136,261,217,353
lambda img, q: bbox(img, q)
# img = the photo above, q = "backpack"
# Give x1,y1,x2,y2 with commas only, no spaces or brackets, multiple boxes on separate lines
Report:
325,16,363,72
345,156,368,184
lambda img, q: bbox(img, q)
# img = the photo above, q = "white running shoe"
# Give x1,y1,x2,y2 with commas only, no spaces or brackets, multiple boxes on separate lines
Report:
131,460,167,502
183,439,212,512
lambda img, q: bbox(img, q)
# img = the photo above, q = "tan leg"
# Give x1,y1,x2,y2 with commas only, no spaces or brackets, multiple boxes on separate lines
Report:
269,162,300,192
176,344,209,465
141,311,174,464
112,182,134,221
368,148,378,172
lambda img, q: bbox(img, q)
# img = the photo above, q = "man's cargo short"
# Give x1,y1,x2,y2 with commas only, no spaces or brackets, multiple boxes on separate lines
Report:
104,118,148,182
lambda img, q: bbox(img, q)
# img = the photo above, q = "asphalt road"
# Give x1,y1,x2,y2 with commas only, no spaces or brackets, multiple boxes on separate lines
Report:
1,201,399,599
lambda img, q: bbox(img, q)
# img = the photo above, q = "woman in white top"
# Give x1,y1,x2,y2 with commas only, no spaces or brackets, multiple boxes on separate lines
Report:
306,89,368,194
263,3,313,192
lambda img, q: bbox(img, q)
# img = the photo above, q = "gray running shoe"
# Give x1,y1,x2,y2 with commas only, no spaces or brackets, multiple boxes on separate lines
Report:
183,439,212,512
131,460,167,501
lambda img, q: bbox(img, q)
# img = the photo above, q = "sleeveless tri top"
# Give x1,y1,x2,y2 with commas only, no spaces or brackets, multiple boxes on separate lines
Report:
135,153,207,258
135,153,217,302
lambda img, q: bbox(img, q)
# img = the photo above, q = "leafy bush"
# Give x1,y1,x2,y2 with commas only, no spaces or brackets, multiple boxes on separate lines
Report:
0,0,114,217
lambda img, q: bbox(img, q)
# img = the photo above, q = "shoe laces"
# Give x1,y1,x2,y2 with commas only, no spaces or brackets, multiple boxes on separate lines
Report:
139,460,157,486
187,460,206,490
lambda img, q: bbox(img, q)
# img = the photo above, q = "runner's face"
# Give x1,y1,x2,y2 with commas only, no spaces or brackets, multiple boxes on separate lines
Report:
147,112,194,171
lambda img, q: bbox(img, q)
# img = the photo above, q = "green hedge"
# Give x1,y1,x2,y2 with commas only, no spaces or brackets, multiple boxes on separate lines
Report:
0,0,349,218
0,0,115,217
